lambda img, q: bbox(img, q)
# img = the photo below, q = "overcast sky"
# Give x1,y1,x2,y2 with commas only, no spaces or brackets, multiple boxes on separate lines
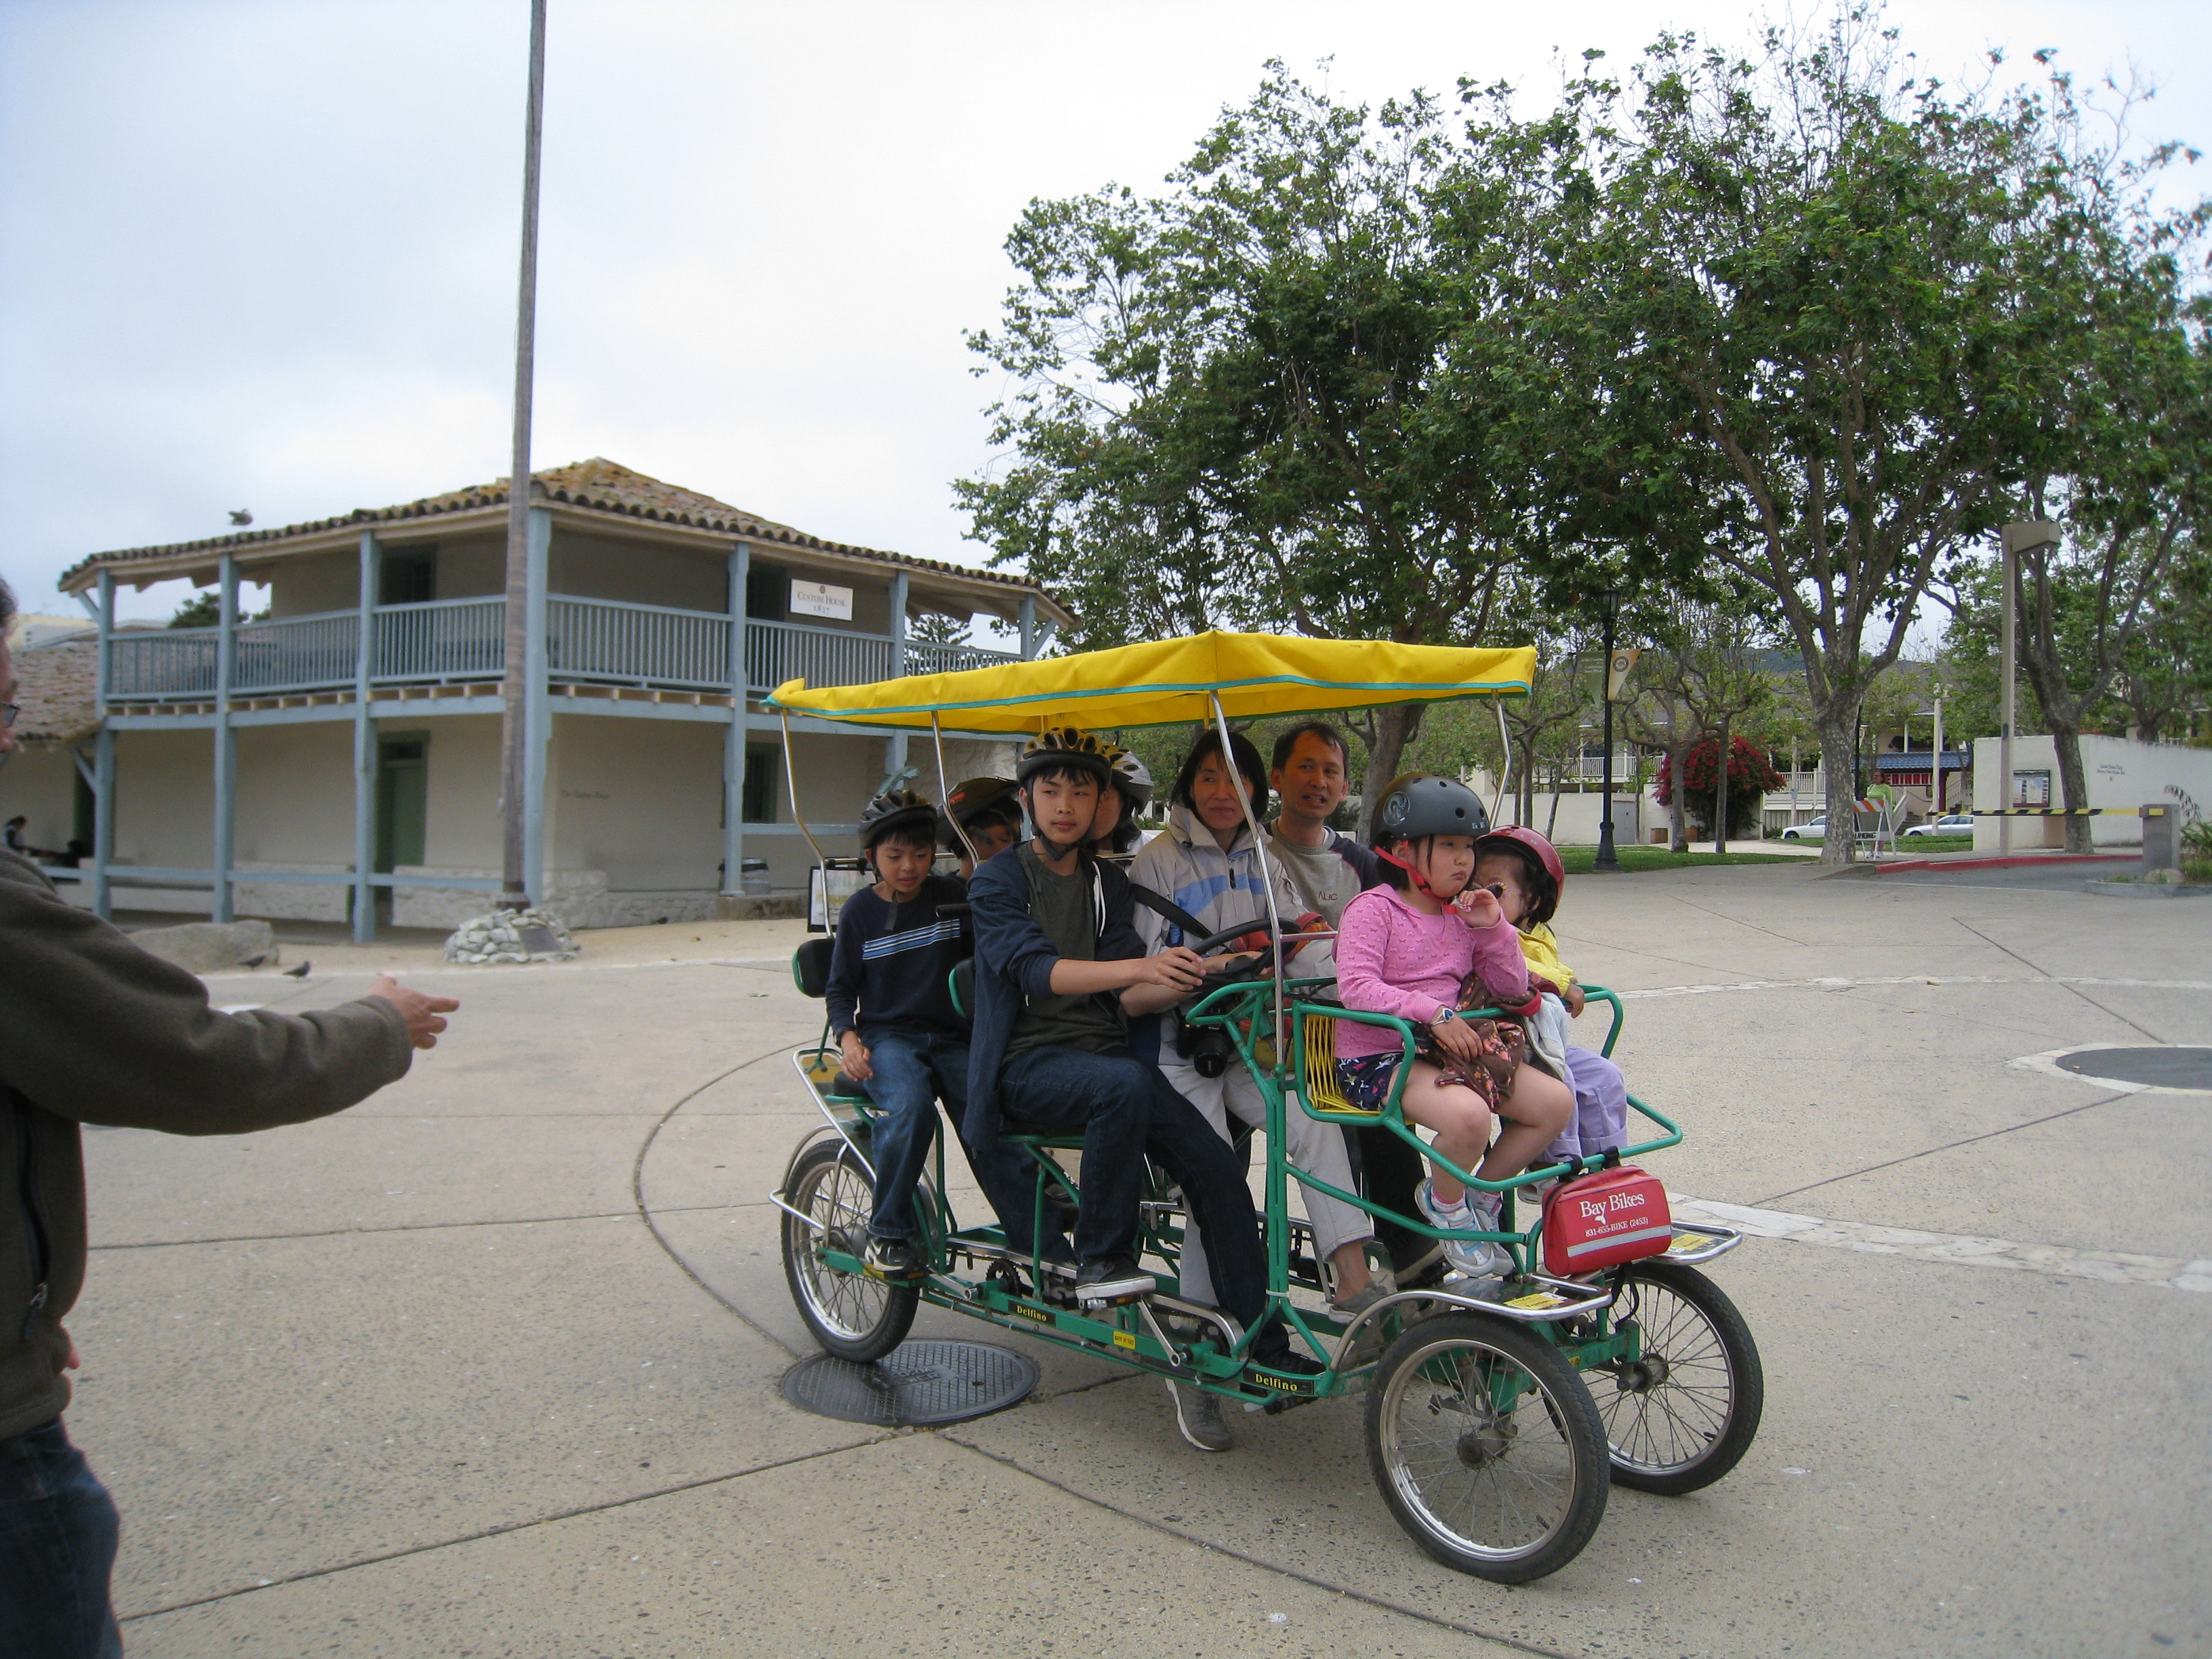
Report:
3,0,2206,631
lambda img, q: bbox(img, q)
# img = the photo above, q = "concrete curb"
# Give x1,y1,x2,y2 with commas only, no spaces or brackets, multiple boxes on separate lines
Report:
2084,879,2211,899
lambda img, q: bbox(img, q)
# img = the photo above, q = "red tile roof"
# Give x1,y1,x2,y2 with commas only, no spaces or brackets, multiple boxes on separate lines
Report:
60,458,1056,607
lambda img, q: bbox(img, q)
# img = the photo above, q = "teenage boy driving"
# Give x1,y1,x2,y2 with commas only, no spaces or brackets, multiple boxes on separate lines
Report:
962,729,1324,1439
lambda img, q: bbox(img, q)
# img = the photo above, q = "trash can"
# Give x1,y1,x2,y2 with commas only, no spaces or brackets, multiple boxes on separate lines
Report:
740,857,772,896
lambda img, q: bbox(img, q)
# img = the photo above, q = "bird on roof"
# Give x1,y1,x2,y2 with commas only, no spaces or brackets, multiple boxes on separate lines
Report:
228,509,253,526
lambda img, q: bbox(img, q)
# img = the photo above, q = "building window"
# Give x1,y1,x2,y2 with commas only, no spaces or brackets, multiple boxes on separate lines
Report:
745,564,786,622
743,744,777,824
381,548,436,605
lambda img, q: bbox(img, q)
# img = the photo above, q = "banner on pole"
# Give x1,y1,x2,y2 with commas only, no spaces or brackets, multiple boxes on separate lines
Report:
1605,648,1641,702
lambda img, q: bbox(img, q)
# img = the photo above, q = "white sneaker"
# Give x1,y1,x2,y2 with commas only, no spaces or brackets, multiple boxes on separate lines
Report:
1417,1180,1513,1278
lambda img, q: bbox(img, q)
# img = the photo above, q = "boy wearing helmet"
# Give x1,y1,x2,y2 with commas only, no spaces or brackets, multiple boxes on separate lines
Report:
964,729,1324,1422
825,790,979,1279
1472,827,1630,1170
1334,775,1575,1277
941,776,1023,880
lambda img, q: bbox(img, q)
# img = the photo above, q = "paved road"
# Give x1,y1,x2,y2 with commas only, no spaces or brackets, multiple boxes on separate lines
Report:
66,866,2210,1657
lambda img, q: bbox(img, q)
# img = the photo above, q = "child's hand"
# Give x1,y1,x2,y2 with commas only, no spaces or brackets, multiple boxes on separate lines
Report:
1563,984,1586,1018
1454,884,1504,929
1429,1014,1487,1064
838,1029,874,1082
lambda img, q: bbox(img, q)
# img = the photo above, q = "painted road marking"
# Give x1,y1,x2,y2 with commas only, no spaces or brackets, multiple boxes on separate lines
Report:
1618,974,2212,1001
1673,1196,2212,1294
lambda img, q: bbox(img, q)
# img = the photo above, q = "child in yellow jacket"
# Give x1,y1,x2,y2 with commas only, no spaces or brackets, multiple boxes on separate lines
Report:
1471,829,1630,1167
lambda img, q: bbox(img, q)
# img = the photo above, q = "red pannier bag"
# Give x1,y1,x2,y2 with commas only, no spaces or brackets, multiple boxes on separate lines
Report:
1540,1165,1673,1277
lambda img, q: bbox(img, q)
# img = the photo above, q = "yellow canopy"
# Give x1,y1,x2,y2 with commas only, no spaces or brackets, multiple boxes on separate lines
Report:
766,630,1534,733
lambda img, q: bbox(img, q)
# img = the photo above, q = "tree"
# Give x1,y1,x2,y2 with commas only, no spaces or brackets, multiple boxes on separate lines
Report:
1620,589,1776,849
1656,735,1786,838
1582,17,2097,864
958,66,1621,821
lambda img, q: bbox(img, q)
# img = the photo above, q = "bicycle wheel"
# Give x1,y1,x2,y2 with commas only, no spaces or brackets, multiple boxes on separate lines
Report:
1366,1312,1608,1583
1596,1261,1763,1495
779,1138,919,1362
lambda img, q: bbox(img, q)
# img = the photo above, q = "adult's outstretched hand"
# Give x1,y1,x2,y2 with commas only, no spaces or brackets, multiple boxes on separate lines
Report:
368,975,462,1049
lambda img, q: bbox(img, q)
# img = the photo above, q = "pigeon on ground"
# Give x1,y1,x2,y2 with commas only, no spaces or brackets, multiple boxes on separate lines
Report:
229,509,253,526
240,953,267,969
284,960,310,978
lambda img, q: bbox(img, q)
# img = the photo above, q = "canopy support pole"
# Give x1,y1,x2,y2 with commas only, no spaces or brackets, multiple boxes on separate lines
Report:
1492,700,1513,827
931,712,981,867
778,709,830,872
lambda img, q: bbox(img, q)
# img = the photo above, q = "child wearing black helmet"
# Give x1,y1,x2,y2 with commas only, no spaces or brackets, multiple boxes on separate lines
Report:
1334,774,1575,1278
941,775,1022,879
825,790,975,1279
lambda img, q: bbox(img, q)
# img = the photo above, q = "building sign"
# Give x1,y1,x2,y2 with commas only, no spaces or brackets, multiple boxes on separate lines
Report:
2013,770,2051,808
789,579,854,622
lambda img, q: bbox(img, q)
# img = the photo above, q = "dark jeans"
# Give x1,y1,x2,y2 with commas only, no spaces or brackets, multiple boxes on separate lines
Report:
0,1418,122,1659
1350,1122,1433,1277
862,1029,1044,1255
856,1027,963,1241
997,1044,1288,1358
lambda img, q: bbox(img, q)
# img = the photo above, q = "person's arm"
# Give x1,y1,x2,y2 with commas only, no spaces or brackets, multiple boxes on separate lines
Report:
1464,914,1531,1004
0,867,415,1133
823,899,866,1038
1096,867,1203,1013
1333,895,1452,1024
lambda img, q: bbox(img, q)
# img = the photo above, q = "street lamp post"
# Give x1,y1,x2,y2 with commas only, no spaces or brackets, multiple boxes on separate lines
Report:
1595,590,1622,872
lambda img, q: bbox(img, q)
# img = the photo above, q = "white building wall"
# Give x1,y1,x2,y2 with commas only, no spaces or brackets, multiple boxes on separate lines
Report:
0,748,81,857
1970,734,2212,850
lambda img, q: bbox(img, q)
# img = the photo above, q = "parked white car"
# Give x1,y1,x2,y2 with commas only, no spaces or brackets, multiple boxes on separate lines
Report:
1779,816,1826,840
1902,814,1977,838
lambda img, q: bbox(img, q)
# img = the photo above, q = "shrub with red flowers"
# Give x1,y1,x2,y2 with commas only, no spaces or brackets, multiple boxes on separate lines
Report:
1654,735,1786,839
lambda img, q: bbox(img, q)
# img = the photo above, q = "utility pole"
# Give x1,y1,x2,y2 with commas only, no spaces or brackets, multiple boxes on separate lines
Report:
1595,590,1622,872
497,0,550,912
1999,521,2060,856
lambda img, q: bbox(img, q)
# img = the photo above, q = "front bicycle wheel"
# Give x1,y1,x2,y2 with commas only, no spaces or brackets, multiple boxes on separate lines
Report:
779,1138,918,1362
1366,1312,1608,1583
1596,1261,1763,1495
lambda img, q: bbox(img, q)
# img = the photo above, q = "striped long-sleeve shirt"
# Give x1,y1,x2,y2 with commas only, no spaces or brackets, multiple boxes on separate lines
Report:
825,874,972,1038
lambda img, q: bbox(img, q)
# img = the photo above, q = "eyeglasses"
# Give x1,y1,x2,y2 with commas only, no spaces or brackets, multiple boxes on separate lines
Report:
0,704,18,731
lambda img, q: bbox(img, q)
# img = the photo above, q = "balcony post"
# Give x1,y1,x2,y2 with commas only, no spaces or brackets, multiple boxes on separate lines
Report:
722,541,750,897
352,529,380,941
212,553,239,922
92,571,115,919
886,571,909,782
522,505,552,907
1018,595,1036,661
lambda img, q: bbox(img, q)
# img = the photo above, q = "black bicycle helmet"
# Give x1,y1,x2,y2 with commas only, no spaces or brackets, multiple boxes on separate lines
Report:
1016,727,1113,790
1370,772,1490,846
939,775,1019,849
858,789,939,851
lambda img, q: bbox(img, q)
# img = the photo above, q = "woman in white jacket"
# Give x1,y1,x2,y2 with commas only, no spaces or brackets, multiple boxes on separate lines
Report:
1128,731,1381,1330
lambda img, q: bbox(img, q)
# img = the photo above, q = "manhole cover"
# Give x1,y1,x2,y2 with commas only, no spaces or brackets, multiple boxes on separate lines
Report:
780,1340,1038,1427
2054,1046,2212,1090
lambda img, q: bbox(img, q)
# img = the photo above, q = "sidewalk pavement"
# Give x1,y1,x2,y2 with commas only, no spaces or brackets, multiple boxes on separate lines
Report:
68,862,2212,1657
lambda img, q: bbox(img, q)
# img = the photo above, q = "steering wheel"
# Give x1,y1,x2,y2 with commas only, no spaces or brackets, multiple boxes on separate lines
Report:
1183,921,1310,994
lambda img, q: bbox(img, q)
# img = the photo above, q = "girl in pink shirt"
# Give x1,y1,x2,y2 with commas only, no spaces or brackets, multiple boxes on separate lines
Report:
1333,776,1574,1275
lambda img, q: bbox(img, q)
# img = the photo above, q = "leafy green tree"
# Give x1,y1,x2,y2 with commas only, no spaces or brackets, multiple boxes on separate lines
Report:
1580,17,2096,863
958,65,1620,821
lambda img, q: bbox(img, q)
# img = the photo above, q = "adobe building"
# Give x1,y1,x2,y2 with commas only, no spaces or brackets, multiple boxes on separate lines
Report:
14,459,1067,936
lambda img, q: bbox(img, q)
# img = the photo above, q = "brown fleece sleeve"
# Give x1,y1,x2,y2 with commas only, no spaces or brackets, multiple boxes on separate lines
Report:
0,855,412,1134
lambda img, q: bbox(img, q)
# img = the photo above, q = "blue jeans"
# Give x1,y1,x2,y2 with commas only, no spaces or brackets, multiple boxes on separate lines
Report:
0,1418,122,1659
858,1027,966,1241
996,1044,1290,1359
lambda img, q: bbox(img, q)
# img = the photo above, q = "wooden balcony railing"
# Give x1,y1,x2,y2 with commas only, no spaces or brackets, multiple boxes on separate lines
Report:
103,596,1019,703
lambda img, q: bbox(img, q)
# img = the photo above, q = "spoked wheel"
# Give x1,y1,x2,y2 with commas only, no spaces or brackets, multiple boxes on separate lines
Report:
779,1138,918,1362
1365,1312,1608,1583
1596,1261,1763,1495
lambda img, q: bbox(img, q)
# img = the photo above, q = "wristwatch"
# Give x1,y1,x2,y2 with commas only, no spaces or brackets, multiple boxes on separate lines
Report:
1433,1006,1458,1024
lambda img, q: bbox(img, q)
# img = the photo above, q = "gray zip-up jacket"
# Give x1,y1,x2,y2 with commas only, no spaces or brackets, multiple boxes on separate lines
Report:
0,851,412,1440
